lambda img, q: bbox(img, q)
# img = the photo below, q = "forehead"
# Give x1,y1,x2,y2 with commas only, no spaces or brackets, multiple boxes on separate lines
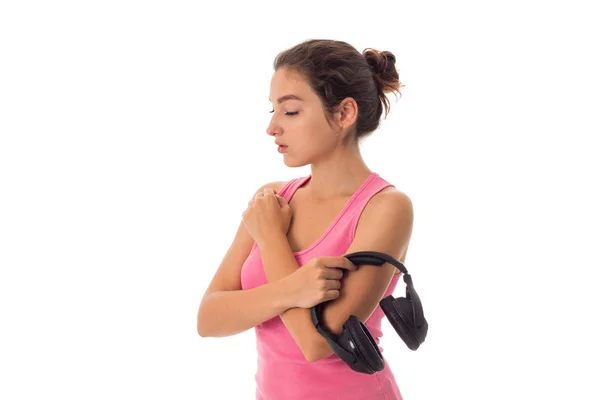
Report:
269,68,314,101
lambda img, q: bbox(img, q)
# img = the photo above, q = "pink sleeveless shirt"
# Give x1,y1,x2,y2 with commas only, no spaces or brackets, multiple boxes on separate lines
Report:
240,172,404,400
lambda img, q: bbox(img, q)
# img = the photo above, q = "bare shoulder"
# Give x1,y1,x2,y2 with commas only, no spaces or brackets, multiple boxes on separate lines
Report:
381,187,412,208
354,186,414,262
361,187,414,240
366,186,413,217
253,180,288,196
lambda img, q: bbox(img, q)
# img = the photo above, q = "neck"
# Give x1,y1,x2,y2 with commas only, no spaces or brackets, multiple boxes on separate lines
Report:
306,144,372,199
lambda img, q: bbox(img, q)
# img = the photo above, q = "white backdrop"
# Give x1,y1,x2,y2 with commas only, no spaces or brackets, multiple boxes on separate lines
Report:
1,1,599,399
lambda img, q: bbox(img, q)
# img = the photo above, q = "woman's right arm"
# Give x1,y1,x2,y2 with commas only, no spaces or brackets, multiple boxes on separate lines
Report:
197,184,294,338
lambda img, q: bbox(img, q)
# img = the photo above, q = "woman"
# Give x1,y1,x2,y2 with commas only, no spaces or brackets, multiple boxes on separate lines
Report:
197,39,414,399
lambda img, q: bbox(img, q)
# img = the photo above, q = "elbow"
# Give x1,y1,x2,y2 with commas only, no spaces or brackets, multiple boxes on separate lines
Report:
197,308,227,338
303,351,322,363
196,308,211,337
197,297,218,337
197,323,207,338
303,322,340,362
197,320,216,338
302,346,316,362
302,338,333,363
197,319,207,337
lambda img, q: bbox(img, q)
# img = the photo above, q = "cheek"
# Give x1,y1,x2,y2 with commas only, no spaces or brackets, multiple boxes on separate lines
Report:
303,111,333,137
287,110,336,150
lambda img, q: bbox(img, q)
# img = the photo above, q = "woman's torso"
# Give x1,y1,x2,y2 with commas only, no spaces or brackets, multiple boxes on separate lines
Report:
240,172,405,400
283,177,403,275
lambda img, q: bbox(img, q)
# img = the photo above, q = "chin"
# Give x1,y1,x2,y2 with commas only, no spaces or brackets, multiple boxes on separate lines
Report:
283,154,309,168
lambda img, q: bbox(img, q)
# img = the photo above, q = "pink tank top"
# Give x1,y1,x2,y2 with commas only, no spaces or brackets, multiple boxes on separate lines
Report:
240,172,404,400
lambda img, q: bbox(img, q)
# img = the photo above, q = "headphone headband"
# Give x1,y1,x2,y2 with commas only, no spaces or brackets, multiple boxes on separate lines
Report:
343,251,408,275
341,251,426,329
310,250,410,336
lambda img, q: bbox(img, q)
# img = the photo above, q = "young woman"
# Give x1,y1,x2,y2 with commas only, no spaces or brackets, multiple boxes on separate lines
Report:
197,39,414,400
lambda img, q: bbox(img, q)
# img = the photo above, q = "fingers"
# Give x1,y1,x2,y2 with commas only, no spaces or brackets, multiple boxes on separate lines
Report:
321,268,344,280
320,256,358,272
324,289,340,302
249,188,278,206
255,188,283,203
261,188,276,197
257,188,290,211
324,279,342,290
275,194,288,208
253,188,273,200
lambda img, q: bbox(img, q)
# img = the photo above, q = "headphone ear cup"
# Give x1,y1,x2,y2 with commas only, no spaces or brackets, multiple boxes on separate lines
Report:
380,295,422,350
345,315,384,373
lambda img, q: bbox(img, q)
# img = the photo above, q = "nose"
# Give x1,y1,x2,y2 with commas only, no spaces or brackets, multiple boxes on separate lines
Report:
266,115,282,137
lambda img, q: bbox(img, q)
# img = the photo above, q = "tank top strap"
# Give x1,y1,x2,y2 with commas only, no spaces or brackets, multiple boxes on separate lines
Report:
277,175,311,201
344,173,396,239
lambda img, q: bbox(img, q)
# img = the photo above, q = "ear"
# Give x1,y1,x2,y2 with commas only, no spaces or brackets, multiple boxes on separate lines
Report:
337,97,358,131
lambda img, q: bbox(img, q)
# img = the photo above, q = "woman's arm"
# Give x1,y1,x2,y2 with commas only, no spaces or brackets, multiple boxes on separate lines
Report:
257,235,326,359
197,278,293,337
259,189,414,361
196,182,292,337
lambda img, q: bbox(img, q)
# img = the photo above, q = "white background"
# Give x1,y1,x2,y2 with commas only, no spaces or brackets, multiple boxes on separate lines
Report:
1,1,599,399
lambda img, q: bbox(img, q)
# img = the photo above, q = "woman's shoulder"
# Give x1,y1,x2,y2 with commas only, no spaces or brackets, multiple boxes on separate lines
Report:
252,179,294,196
371,173,411,204
369,186,413,216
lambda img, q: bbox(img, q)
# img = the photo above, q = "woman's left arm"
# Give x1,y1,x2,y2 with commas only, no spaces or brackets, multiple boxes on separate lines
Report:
259,189,414,362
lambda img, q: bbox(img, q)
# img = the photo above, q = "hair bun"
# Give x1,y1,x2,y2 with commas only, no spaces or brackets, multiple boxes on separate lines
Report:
362,48,400,95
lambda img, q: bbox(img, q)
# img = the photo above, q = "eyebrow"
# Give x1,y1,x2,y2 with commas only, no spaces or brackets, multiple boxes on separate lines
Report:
268,94,303,103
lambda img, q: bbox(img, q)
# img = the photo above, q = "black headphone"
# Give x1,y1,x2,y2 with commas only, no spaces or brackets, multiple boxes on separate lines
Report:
310,251,428,374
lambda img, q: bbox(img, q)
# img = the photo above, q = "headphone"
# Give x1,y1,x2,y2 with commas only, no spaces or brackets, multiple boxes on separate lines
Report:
310,251,428,374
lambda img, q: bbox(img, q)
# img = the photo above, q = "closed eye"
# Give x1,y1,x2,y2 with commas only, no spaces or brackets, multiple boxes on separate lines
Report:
269,110,299,116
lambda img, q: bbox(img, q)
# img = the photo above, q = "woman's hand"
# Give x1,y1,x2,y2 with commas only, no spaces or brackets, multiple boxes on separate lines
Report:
242,187,292,248
284,256,358,309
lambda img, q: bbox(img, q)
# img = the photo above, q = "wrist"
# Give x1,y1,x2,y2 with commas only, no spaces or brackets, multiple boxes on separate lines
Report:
273,275,297,310
256,231,288,251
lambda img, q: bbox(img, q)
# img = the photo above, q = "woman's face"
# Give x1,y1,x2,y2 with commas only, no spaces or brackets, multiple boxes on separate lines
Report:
267,68,340,167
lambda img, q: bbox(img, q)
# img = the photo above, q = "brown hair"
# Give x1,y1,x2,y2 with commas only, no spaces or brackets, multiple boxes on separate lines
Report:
273,39,403,145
